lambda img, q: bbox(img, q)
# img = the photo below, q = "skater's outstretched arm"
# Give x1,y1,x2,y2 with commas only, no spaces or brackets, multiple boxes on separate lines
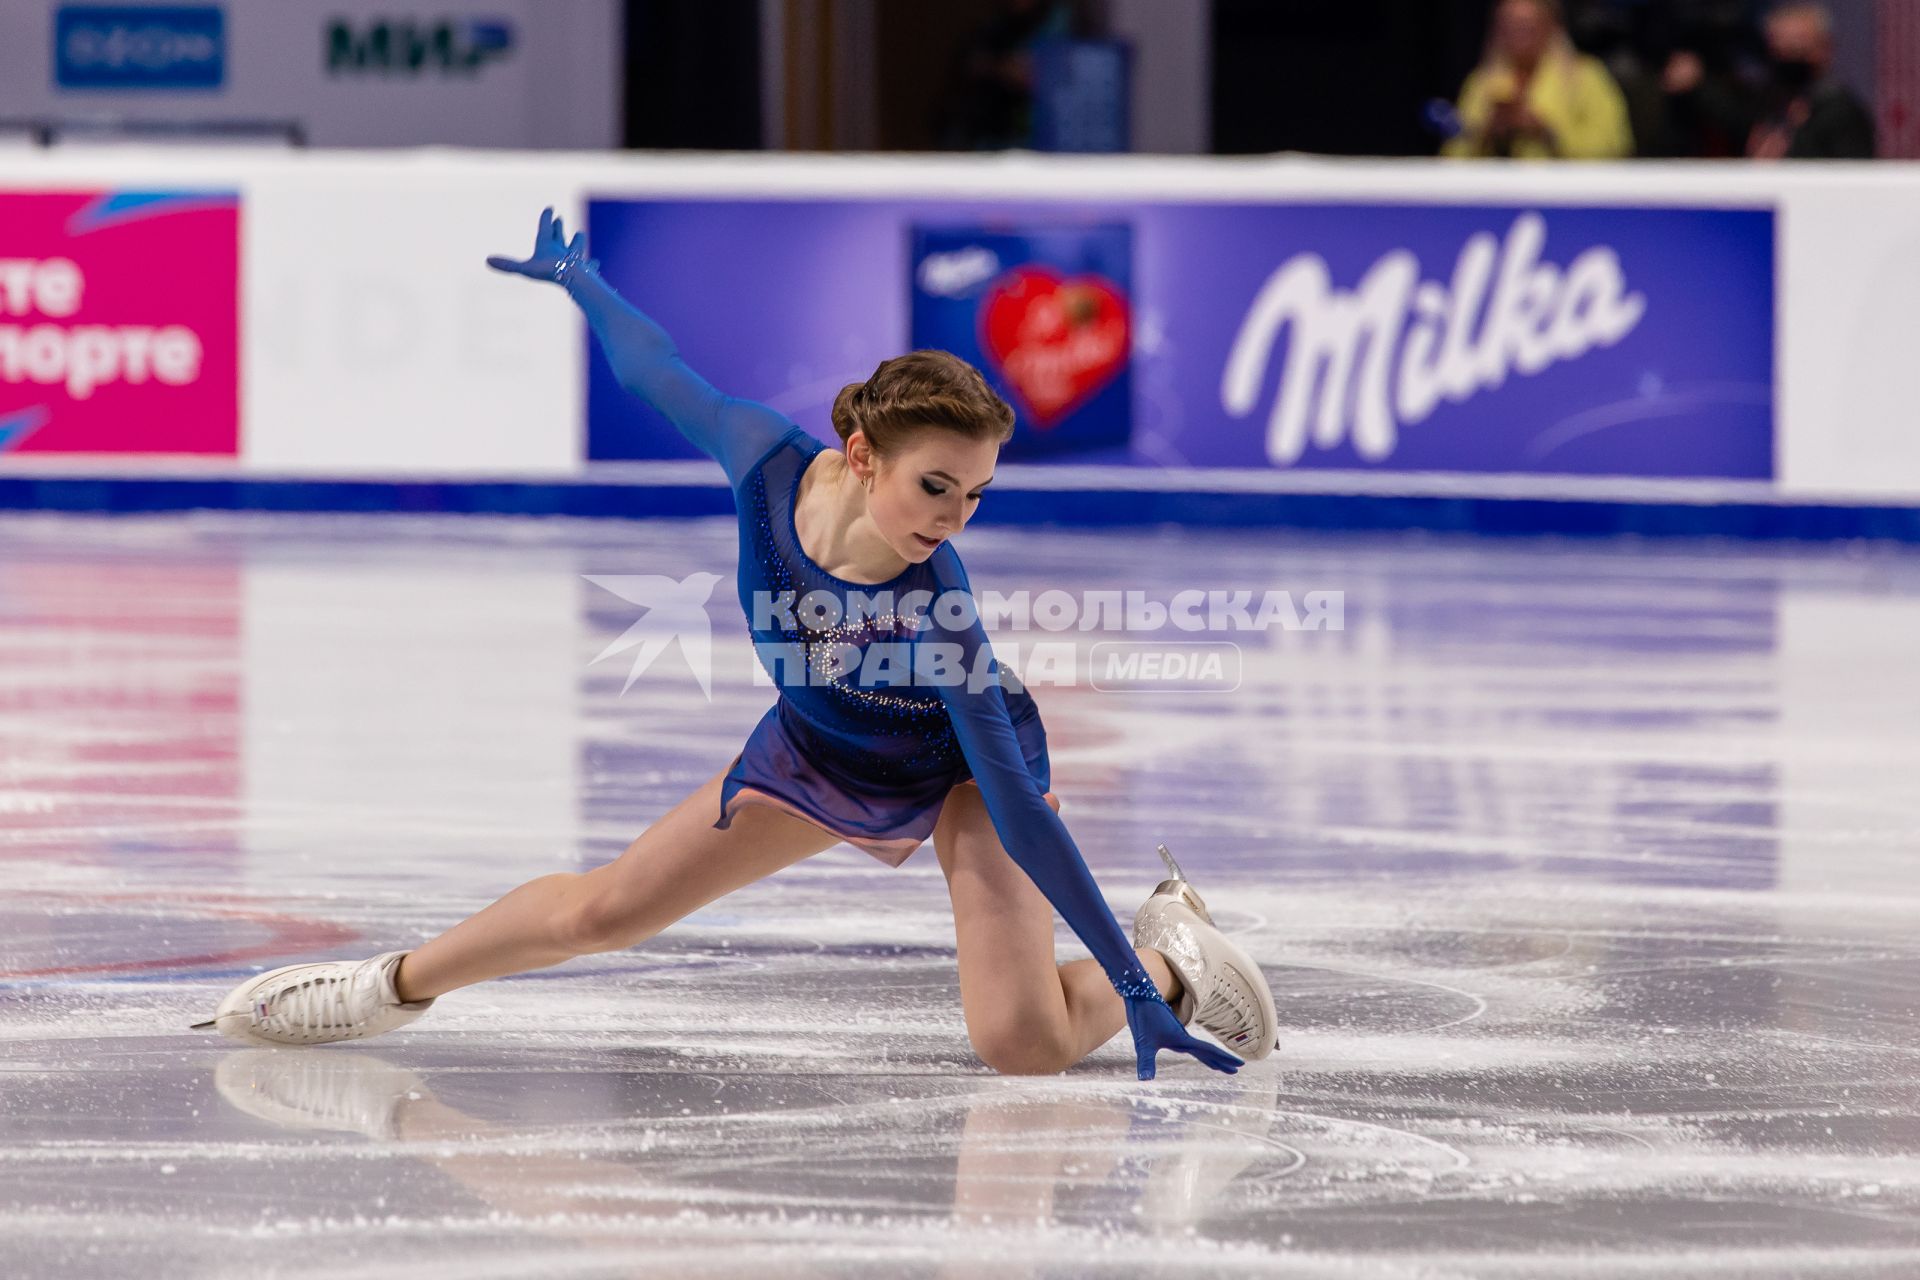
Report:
486,207,792,488
924,549,1243,1082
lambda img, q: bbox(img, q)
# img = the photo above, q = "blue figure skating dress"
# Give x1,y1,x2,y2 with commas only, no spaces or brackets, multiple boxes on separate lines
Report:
492,210,1241,1079
713,425,1052,868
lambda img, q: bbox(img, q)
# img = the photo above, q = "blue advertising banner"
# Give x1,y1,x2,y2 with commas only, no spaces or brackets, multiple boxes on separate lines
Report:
53,6,226,90
585,198,1774,479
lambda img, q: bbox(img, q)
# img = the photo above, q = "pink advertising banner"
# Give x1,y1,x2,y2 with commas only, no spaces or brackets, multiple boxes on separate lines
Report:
0,191,240,456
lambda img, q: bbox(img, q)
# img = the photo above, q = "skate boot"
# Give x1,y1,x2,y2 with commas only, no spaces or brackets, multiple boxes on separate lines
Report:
215,1049,433,1141
189,950,436,1047
1132,844,1279,1060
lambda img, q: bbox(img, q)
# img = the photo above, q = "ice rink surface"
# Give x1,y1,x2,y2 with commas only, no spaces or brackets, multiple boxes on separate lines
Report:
2,510,1918,1278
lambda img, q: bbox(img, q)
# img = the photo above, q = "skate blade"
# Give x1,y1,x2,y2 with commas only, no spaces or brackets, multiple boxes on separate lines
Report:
1154,843,1213,915
1149,876,1213,924
189,1019,217,1030
1155,842,1188,881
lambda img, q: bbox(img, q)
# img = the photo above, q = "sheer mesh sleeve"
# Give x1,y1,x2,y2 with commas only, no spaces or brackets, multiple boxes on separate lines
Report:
565,264,794,488
921,548,1162,1006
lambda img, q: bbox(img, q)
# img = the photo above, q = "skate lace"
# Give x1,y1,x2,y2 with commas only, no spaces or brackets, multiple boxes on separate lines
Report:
1192,972,1258,1045
262,971,367,1037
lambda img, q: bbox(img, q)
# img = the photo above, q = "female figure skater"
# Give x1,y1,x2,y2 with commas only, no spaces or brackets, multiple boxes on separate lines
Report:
194,209,1280,1080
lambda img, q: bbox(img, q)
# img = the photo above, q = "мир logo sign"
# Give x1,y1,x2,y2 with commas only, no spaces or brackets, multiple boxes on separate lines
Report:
324,16,516,76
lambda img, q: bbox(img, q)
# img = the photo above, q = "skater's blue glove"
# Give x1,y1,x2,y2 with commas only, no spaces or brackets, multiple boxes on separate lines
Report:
486,206,592,285
1126,994,1244,1080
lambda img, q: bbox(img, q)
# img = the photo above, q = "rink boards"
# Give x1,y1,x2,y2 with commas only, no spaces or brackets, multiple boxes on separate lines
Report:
0,150,1916,536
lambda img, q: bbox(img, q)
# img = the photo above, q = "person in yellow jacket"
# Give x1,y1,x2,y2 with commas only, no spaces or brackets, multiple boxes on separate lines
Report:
1444,0,1634,160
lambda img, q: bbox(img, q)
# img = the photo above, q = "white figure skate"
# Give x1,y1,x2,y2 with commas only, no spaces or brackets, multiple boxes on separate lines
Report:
1132,844,1279,1060
189,950,436,1047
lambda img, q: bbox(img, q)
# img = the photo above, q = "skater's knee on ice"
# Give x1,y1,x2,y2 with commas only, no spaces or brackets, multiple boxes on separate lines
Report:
971,1018,1076,1076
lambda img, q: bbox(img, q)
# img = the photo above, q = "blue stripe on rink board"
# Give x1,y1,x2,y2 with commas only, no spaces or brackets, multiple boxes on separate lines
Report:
3,474,1920,541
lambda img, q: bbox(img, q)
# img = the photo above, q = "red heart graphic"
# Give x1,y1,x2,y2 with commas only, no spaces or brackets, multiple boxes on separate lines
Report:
980,267,1130,428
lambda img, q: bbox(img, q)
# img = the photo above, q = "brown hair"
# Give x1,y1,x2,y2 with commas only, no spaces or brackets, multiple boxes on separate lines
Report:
831,350,1015,459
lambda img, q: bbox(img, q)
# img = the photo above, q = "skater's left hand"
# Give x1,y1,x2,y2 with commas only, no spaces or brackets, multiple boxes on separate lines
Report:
1126,995,1243,1080
486,206,592,284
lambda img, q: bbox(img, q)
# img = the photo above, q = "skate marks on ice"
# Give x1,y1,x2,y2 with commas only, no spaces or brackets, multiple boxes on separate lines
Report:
5,879,1918,1275
3,513,1920,1275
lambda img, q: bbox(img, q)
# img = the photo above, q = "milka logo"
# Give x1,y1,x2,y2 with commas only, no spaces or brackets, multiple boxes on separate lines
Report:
918,247,1000,298
1222,213,1646,464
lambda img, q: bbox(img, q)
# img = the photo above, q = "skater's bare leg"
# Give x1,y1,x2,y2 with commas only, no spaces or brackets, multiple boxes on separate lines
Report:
394,767,838,1002
933,782,1180,1075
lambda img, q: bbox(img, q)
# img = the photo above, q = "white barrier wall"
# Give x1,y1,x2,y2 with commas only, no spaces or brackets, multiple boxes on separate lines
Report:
1,150,1919,502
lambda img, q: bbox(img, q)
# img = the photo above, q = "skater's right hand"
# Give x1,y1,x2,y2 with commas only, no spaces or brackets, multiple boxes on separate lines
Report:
1126,994,1244,1080
486,206,591,285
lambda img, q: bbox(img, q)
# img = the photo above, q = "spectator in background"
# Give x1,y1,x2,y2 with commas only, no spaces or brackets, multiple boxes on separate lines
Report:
935,0,1107,151
1654,8,1760,158
1568,2,1668,162
1565,0,1758,159
1444,0,1634,159
1746,2,1875,159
